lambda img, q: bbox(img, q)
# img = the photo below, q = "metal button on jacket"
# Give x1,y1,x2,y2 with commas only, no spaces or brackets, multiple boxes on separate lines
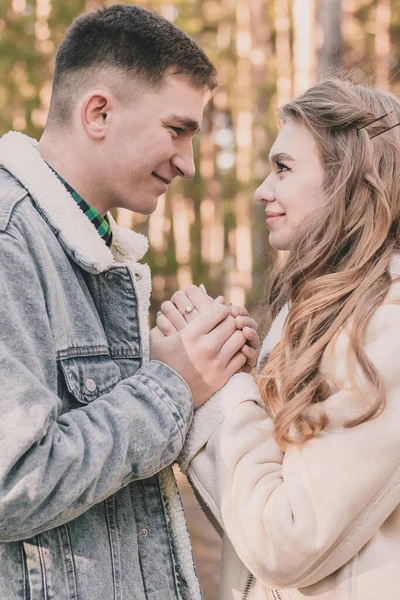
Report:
85,378,97,392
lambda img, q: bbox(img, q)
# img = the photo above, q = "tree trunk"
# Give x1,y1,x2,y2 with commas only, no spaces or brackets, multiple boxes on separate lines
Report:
318,0,343,76
275,0,292,107
230,0,253,307
375,0,391,89
293,0,316,95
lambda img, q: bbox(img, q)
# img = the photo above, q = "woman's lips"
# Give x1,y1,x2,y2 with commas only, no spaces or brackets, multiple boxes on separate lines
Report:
266,212,285,226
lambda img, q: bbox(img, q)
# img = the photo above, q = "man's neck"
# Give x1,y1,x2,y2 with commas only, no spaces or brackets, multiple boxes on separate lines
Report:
38,133,109,216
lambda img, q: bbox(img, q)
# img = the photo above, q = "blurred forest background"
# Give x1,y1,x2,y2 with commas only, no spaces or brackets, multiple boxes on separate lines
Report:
1,0,400,321
0,2,399,597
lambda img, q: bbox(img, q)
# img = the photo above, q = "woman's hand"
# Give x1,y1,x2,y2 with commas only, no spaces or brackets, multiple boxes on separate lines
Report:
155,285,259,373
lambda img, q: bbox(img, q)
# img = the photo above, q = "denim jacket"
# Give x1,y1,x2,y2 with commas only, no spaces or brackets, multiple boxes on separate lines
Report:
0,131,201,600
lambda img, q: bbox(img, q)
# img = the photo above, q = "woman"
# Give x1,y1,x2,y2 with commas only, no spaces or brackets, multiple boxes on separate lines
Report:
156,78,400,599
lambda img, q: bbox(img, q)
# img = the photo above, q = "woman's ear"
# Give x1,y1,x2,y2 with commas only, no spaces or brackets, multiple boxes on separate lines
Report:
80,90,113,140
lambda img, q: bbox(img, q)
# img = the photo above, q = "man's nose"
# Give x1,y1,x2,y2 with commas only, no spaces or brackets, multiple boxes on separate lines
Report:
172,143,195,180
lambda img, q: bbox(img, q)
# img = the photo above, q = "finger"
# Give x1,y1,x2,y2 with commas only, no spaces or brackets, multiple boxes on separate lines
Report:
242,326,260,351
218,329,247,367
229,304,239,318
149,326,166,342
187,303,231,337
156,313,178,336
185,284,215,313
203,313,237,354
199,283,216,303
240,343,257,359
160,300,188,330
240,345,257,370
171,290,200,323
149,326,167,361
241,342,258,373
234,315,257,330
225,348,247,376
230,304,249,318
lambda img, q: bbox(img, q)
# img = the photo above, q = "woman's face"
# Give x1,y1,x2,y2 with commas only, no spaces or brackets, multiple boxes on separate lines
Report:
255,119,328,251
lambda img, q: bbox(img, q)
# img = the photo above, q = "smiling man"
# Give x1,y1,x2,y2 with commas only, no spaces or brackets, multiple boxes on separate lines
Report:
0,5,251,600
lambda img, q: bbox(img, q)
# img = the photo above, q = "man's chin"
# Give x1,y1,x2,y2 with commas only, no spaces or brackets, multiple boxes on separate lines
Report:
142,196,159,215
120,196,159,216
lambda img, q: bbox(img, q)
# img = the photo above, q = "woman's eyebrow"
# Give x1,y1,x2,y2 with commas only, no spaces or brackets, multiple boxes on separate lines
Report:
269,152,296,163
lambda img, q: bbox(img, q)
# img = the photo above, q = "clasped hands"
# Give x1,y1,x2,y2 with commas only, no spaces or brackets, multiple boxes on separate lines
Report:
150,285,259,408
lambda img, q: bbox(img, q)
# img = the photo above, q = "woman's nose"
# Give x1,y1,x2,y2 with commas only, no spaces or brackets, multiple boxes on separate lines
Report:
255,176,275,203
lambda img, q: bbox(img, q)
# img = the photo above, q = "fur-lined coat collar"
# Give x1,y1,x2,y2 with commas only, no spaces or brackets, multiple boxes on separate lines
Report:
0,131,149,273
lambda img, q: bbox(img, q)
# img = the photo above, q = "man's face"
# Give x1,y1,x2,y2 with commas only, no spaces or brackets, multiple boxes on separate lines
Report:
99,73,207,214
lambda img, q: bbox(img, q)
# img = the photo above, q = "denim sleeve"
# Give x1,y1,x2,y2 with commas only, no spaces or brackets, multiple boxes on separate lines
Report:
0,230,193,542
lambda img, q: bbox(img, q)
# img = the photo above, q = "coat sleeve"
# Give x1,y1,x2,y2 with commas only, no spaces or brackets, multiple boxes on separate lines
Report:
182,302,400,589
0,229,193,542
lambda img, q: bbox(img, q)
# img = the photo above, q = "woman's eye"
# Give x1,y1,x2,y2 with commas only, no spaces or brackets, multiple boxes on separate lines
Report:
276,161,290,173
170,126,184,135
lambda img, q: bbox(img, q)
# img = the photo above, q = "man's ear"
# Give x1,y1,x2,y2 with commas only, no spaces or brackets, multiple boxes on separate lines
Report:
80,90,113,140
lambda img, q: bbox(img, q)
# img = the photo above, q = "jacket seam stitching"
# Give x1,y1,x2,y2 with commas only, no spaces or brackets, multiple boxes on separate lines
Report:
104,498,118,600
36,536,48,600
131,378,186,444
20,542,27,600
285,461,400,587
0,190,28,232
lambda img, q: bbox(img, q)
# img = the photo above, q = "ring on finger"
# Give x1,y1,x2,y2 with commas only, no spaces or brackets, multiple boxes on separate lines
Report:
156,310,163,317
184,304,194,315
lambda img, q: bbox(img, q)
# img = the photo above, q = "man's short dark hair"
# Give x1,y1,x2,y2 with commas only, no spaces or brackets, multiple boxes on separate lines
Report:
48,3,217,126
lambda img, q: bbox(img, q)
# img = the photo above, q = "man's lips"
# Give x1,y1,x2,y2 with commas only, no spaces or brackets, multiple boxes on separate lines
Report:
152,172,172,185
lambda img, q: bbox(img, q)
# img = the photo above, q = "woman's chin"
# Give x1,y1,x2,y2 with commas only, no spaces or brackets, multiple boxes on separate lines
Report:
269,233,290,252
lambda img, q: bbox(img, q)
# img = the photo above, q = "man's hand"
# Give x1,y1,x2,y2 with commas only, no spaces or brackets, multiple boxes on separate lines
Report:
150,303,247,408
155,285,259,373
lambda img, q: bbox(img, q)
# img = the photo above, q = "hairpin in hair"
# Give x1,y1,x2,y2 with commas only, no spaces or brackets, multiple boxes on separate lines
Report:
370,121,400,139
356,111,393,132
355,110,400,139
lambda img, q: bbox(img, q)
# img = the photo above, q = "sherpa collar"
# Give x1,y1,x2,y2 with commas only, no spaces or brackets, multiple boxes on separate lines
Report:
0,131,149,273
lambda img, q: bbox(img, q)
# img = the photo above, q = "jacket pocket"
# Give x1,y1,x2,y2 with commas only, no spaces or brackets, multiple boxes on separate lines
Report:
59,354,122,404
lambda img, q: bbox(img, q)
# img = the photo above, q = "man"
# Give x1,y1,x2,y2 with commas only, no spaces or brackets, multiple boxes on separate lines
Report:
0,4,257,600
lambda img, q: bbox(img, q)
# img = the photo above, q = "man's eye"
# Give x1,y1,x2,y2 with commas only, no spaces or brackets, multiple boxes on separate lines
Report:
170,126,184,135
276,161,290,173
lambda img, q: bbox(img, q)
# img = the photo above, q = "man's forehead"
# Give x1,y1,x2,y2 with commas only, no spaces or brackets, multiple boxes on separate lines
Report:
160,72,209,106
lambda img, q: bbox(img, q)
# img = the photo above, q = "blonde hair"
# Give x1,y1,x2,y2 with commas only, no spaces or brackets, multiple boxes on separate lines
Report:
258,78,400,449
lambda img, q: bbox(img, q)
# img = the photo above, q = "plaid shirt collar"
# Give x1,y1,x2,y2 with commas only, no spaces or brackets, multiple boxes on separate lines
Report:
48,165,112,247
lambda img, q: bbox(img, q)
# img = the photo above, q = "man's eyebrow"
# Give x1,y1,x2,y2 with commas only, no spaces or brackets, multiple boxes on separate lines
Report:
166,115,201,133
269,152,296,163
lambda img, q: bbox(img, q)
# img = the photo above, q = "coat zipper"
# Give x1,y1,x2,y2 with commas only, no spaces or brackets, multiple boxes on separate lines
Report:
242,573,255,600
242,573,287,600
272,589,287,600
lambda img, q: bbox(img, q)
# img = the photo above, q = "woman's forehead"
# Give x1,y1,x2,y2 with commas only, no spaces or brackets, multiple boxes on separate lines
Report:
270,120,319,160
